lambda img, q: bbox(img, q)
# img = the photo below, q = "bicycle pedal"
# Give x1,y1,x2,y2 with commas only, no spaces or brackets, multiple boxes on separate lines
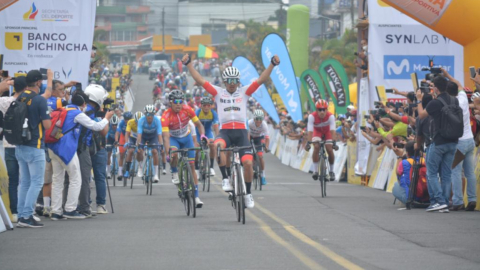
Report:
228,192,233,201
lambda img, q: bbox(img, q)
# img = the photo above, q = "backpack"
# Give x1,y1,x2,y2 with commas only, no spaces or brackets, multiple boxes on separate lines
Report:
436,95,464,140
3,92,36,145
45,107,79,144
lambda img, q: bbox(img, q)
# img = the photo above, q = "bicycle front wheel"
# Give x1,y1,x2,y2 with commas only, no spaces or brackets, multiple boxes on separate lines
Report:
236,164,246,224
148,159,153,196
187,167,196,218
180,163,190,216
319,154,326,198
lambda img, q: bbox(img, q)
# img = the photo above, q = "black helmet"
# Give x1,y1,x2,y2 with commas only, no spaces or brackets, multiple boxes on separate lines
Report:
169,90,184,101
200,96,213,105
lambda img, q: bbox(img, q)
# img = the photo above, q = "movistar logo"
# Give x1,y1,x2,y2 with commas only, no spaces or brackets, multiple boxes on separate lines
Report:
387,59,409,75
384,55,455,79
23,2,39,21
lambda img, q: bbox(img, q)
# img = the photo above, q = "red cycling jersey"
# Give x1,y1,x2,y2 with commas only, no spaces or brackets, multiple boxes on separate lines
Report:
161,105,199,138
307,111,335,140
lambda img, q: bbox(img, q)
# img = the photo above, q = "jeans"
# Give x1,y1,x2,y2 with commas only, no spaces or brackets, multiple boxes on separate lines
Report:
451,139,477,206
392,182,407,204
5,147,19,214
425,145,436,205
91,148,107,205
426,142,457,205
15,145,45,219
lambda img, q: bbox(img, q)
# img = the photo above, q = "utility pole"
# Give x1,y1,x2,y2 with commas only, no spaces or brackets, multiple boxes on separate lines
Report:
162,7,165,53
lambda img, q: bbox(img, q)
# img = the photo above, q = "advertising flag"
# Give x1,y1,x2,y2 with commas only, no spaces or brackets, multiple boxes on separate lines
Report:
318,59,350,114
300,69,326,110
261,33,302,122
0,0,96,87
232,56,279,124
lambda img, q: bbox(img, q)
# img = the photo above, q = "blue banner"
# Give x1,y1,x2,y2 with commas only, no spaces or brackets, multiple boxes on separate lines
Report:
261,33,302,122
232,56,280,124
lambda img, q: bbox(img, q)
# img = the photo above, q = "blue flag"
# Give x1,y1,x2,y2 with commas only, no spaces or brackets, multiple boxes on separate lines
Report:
261,33,302,122
232,56,280,124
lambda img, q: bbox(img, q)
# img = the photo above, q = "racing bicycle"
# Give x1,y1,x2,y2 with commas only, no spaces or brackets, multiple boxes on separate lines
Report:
140,143,162,196
306,137,337,198
250,139,265,191
198,141,211,192
172,147,201,218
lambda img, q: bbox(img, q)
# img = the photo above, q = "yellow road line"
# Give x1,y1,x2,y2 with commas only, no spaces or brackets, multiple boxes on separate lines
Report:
212,182,323,270
255,204,364,270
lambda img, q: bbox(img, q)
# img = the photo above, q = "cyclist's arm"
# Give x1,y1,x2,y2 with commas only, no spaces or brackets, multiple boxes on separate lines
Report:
193,120,205,137
115,131,120,142
307,114,314,142
213,123,219,137
257,55,278,85
183,55,206,86
136,134,142,146
156,117,163,145
162,131,170,152
328,115,336,141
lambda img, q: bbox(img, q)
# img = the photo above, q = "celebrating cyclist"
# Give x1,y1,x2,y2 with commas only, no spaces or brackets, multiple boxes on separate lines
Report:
115,111,133,180
161,90,208,208
183,53,280,209
123,111,144,179
248,109,270,185
306,100,336,181
106,115,119,179
136,105,164,183
195,96,219,176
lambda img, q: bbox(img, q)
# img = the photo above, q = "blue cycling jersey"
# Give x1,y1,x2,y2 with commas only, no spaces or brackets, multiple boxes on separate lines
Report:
195,109,218,136
117,119,127,135
137,116,162,138
107,123,116,139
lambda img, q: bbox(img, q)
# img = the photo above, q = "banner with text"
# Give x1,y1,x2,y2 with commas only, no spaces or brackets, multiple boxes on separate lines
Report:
318,59,350,115
368,0,463,108
261,33,302,122
233,56,280,124
0,0,96,86
300,69,326,110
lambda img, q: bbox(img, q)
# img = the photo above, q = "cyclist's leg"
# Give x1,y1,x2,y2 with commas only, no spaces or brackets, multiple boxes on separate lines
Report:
194,133,201,171
214,130,230,180
236,130,253,192
169,137,181,183
208,138,215,170
118,133,126,173
324,132,335,179
124,137,136,176
254,136,267,184
311,135,322,180
146,135,160,179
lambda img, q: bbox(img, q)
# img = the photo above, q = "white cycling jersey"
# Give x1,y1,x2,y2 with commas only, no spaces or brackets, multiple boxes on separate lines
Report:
203,81,260,129
248,119,269,138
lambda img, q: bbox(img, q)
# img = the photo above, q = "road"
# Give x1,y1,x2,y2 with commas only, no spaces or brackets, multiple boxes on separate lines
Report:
2,74,480,270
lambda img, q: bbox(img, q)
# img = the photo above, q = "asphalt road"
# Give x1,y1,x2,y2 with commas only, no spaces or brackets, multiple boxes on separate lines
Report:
2,74,480,270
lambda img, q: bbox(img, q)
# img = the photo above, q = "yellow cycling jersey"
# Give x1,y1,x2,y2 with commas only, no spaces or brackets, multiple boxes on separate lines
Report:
126,119,138,136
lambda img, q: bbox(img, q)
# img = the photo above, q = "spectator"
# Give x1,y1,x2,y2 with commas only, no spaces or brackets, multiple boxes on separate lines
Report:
0,76,27,223
392,140,415,204
417,75,458,212
443,70,477,211
47,92,113,220
16,70,53,228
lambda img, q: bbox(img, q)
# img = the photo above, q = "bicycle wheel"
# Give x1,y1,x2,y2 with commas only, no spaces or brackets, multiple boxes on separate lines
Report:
148,159,153,196
112,154,116,187
181,163,190,216
187,166,196,218
236,164,246,224
253,157,258,191
319,154,326,198
231,165,240,222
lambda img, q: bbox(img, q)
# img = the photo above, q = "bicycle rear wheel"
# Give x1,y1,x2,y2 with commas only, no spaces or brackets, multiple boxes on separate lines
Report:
253,157,258,191
319,154,326,198
187,166,196,218
148,159,153,196
112,155,116,187
181,164,190,216
236,164,246,224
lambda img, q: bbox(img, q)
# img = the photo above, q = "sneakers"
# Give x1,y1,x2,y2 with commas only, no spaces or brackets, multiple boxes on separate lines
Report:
107,171,111,179
64,211,86,219
312,172,319,181
261,176,267,185
171,173,179,184
195,197,204,208
222,178,233,191
449,204,465,211
466,201,477,211
18,216,44,228
79,210,95,218
33,214,41,222
35,204,44,216
50,213,67,221
153,175,159,183
439,208,449,213
97,205,108,214
210,168,216,176
123,170,130,178
162,169,167,175
137,169,144,178
43,206,51,217
244,194,255,208
11,214,18,223
117,175,123,181
426,203,448,212
329,171,335,181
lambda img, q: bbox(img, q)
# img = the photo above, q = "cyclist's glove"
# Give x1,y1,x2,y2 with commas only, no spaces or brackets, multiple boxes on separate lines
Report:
305,141,311,151
113,141,119,146
124,142,130,148
200,134,209,144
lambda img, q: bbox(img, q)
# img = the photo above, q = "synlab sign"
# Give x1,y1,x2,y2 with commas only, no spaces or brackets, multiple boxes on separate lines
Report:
383,55,454,79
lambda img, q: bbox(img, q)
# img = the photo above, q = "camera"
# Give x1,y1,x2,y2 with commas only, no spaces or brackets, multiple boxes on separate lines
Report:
421,58,442,81
360,126,367,132
419,81,430,94
393,142,405,149
378,108,386,115
385,88,394,93
374,101,383,107
369,110,378,115
103,98,114,106
364,114,370,118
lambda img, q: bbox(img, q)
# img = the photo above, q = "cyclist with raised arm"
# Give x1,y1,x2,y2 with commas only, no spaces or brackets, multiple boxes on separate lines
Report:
123,111,144,179
136,105,164,183
161,90,208,208
115,111,133,180
195,96,219,176
106,115,119,179
248,109,270,185
305,100,336,181
183,53,280,209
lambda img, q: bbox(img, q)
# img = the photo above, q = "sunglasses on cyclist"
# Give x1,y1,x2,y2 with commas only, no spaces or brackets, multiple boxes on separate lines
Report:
172,99,183,104
317,108,326,112
254,117,263,121
225,78,239,85
146,113,154,117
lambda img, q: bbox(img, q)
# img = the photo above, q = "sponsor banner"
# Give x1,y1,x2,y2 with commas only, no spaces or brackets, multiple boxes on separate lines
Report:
347,140,361,185
368,148,386,188
261,33,302,122
368,0,463,109
288,139,299,168
333,143,347,182
233,56,280,124
318,59,350,114
372,148,397,190
300,69,326,110
385,0,453,26
366,145,383,176
0,0,96,87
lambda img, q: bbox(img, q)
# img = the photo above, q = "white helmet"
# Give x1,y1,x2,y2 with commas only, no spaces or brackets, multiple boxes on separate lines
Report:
253,109,264,119
110,115,119,125
84,84,109,107
222,67,240,80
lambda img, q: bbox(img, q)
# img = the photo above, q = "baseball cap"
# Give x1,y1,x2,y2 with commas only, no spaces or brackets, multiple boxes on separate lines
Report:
13,76,27,92
26,70,43,84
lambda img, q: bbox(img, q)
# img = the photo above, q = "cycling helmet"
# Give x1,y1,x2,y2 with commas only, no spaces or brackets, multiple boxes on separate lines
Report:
110,115,119,125
253,109,264,119
134,111,144,122
144,104,155,114
185,90,192,98
338,114,346,120
222,67,240,80
174,76,181,84
315,99,328,109
200,96,213,105
472,92,480,100
169,90,184,101
123,111,133,120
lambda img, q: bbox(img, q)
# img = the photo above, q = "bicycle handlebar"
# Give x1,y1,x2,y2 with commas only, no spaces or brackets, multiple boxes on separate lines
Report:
171,147,202,154
219,145,253,152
